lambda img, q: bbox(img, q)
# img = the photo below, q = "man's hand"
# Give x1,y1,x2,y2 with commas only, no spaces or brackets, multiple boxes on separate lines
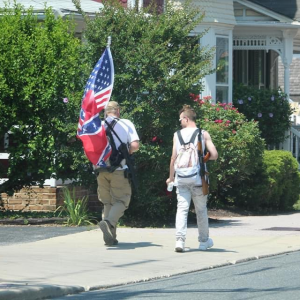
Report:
166,178,174,185
203,152,210,163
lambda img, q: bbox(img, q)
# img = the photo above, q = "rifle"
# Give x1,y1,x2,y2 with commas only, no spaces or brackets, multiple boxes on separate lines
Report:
105,120,138,192
197,129,210,196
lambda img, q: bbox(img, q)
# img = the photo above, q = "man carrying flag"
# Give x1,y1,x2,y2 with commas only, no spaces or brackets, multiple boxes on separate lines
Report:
77,38,140,246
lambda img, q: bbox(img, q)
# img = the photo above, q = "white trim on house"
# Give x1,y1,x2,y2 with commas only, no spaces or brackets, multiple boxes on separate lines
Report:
232,0,300,99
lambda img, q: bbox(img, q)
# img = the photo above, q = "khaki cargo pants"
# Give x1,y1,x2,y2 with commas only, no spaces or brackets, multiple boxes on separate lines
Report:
97,170,131,227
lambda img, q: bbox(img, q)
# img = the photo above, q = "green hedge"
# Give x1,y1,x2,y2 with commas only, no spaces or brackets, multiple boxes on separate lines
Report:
230,150,300,211
261,150,300,210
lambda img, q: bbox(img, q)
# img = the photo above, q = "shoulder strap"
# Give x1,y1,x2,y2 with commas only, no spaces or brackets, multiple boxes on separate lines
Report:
105,118,123,145
176,130,184,145
198,128,204,155
189,129,199,144
177,129,199,146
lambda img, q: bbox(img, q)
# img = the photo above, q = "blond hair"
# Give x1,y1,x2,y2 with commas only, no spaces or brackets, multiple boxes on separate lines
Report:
179,104,197,121
105,101,120,114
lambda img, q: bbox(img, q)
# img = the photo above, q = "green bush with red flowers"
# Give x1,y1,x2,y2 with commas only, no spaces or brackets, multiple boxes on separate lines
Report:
192,96,300,211
192,96,266,207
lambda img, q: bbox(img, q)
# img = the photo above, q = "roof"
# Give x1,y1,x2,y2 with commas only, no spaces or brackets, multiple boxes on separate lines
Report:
249,0,300,21
0,0,103,14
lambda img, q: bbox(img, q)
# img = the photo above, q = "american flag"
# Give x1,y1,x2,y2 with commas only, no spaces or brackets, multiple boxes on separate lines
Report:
77,47,114,166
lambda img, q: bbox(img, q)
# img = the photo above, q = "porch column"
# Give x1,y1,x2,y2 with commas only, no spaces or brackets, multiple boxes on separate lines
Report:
282,30,297,99
283,61,290,99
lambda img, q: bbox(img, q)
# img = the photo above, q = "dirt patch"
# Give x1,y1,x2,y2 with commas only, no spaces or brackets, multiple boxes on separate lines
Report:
208,207,254,219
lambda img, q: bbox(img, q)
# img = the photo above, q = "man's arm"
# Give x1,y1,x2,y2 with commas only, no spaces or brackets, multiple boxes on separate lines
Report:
166,135,177,184
129,140,139,154
203,131,218,160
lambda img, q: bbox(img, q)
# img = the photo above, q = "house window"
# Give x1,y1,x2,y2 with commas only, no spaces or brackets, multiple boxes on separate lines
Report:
233,50,278,89
143,0,164,13
216,37,229,103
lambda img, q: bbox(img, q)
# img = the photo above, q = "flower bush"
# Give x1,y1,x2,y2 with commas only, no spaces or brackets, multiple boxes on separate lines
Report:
233,85,293,147
191,95,266,207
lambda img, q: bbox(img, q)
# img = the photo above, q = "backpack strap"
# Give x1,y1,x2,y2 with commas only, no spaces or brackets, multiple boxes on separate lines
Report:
176,130,185,145
177,129,199,145
105,118,123,144
189,129,200,144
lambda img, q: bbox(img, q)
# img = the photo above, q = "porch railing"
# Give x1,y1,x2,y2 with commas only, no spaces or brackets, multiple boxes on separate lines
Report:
283,125,300,166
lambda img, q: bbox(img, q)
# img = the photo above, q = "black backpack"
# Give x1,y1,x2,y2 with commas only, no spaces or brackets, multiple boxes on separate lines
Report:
105,118,125,172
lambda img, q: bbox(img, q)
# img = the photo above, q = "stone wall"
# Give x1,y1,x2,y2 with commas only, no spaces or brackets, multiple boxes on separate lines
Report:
0,186,102,212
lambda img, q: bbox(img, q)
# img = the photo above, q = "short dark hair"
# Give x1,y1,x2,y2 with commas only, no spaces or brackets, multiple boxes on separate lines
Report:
179,105,197,122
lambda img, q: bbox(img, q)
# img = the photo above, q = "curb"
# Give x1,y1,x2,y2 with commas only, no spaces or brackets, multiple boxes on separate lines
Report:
0,218,67,225
0,284,84,300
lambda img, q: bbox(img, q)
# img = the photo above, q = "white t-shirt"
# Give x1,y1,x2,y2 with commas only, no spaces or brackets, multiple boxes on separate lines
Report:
104,116,139,169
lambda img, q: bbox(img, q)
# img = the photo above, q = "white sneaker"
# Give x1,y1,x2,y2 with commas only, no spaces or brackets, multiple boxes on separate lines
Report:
199,238,214,251
175,237,185,252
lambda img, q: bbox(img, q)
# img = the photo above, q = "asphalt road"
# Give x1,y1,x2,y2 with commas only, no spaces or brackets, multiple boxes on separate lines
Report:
51,251,300,300
0,225,97,246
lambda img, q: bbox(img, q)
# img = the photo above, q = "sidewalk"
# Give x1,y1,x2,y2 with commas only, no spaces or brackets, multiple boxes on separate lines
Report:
1,212,300,300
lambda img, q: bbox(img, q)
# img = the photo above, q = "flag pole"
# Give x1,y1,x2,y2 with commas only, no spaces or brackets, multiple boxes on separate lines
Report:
107,36,111,48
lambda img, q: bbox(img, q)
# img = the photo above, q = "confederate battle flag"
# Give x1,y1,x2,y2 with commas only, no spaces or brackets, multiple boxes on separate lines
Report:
77,46,114,166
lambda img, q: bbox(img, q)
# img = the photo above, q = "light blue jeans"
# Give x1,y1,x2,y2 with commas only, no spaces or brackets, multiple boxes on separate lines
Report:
176,185,209,243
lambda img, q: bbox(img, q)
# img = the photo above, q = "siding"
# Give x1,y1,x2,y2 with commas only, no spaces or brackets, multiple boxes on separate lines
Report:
196,0,236,25
278,56,300,102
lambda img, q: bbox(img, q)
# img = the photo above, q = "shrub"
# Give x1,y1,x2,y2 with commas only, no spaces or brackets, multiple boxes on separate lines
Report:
57,187,95,226
193,97,299,213
0,3,90,195
192,96,266,207
233,85,293,148
229,150,300,212
260,150,300,211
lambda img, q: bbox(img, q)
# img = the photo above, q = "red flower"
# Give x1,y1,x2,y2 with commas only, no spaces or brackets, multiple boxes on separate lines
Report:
203,96,212,101
232,130,237,134
214,119,223,123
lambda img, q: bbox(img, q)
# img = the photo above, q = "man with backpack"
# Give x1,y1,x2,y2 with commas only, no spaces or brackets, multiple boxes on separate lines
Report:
97,101,139,246
166,105,218,252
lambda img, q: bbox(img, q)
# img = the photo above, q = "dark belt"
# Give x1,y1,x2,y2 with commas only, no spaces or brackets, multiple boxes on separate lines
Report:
94,167,124,175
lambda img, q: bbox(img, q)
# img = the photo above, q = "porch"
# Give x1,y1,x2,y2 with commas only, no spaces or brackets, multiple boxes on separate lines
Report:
284,124,300,168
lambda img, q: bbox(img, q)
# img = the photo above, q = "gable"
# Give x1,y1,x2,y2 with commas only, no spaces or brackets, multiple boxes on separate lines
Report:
234,0,294,23
249,0,300,21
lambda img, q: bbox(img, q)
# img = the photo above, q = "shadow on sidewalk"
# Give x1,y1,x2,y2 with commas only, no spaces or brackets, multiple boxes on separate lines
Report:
106,242,162,250
187,219,244,229
183,247,238,253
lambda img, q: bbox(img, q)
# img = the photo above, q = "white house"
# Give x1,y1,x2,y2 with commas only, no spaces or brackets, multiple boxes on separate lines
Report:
195,0,300,104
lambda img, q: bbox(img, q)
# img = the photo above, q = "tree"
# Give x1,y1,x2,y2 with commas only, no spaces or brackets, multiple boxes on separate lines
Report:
0,3,89,195
75,0,214,225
